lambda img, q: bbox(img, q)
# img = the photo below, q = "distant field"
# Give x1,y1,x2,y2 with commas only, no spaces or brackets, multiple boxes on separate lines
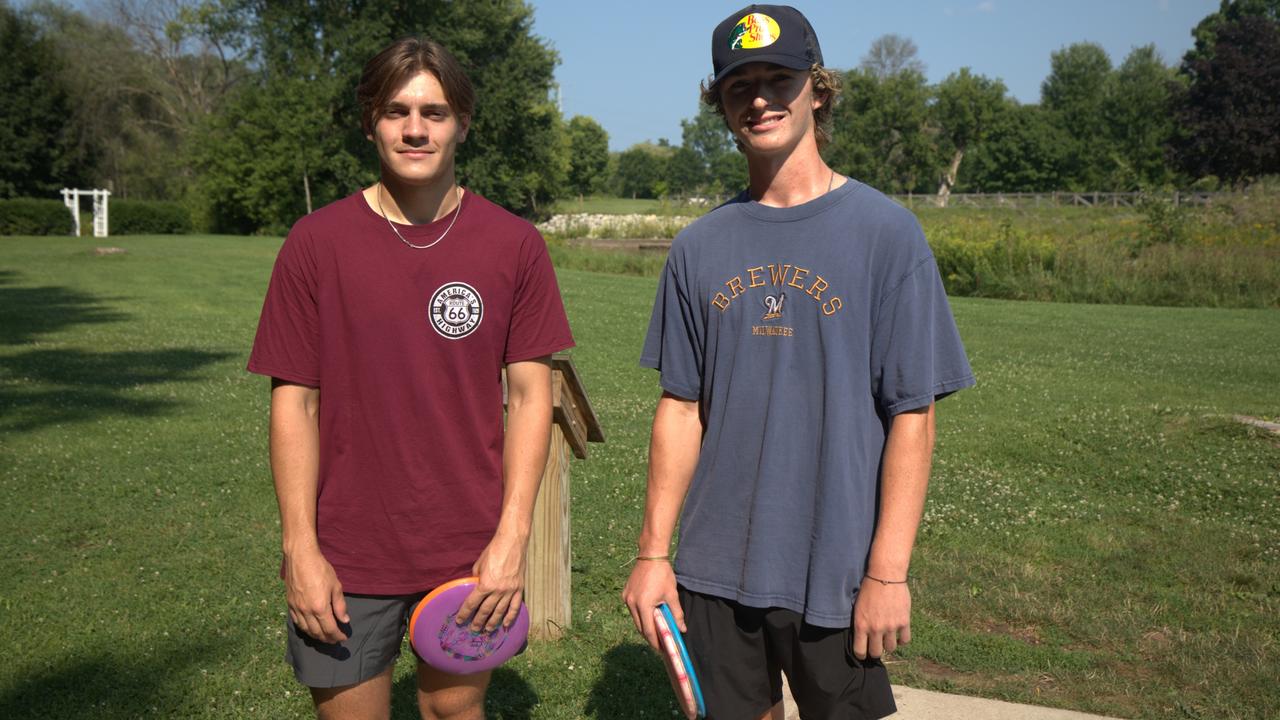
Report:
548,196,714,217
546,193,1280,310
1,235,1277,719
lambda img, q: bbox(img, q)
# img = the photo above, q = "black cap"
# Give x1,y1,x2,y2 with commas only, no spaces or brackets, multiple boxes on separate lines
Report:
709,5,823,87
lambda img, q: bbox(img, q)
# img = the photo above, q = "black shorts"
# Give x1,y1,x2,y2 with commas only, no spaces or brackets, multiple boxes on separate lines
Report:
677,586,897,720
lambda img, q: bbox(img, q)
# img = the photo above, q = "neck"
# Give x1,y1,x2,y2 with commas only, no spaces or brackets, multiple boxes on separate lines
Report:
374,173,460,225
745,137,837,208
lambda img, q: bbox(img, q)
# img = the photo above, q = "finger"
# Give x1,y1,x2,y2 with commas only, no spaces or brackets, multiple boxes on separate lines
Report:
852,627,869,660
900,625,912,646
884,631,898,655
485,593,513,632
471,593,501,632
641,606,661,651
501,590,522,629
868,630,885,660
331,587,350,624
669,596,688,634
315,607,345,644
455,588,485,625
624,597,643,634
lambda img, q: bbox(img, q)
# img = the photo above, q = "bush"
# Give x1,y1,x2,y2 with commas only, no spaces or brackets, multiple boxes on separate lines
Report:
110,200,192,234
0,198,73,236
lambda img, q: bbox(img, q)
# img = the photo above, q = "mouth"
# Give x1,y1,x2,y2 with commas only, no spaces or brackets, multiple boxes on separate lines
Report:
743,114,784,133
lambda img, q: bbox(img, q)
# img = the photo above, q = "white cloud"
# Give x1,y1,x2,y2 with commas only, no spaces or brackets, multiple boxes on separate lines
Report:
976,1,996,12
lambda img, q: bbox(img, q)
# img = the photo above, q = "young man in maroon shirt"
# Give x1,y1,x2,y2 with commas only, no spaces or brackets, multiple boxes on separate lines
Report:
249,37,573,720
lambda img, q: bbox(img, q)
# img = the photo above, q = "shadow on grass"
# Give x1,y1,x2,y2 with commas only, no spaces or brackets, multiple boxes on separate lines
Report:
0,348,232,434
0,270,128,345
0,640,219,719
586,643,676,719
389,666,538,720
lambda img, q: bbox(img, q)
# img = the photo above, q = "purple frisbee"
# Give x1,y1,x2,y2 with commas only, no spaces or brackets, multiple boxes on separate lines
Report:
408,577,530,675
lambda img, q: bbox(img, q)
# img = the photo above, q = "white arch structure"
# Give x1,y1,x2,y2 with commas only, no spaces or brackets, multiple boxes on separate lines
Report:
61,188,111,237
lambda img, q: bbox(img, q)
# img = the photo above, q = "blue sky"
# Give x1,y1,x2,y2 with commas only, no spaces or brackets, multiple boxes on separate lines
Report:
529,0,1220,150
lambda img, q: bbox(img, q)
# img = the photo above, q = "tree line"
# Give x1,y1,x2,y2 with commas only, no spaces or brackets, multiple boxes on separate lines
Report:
1,0,1276,234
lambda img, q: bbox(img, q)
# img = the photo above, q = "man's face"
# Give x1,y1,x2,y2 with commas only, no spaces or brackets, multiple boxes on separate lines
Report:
718,63,821,158
368,71,469,187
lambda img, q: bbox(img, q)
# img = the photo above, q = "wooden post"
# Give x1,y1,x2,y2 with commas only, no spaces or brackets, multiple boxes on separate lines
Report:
505,355,603,640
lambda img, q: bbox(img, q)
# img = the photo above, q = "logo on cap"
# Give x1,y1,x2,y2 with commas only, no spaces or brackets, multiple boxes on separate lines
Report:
729,13,780,50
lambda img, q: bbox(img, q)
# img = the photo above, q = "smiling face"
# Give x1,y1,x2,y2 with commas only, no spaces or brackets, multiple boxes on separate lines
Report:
368,70,470,189
718,62,823,159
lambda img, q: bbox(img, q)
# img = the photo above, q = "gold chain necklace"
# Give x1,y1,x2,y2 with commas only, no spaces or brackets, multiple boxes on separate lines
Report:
377,183,463,250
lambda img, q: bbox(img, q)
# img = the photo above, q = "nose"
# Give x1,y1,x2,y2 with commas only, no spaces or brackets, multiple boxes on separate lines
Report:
402,110,428,141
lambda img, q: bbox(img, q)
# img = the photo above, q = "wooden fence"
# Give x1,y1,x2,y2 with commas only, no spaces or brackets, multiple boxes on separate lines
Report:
890,191,1230,209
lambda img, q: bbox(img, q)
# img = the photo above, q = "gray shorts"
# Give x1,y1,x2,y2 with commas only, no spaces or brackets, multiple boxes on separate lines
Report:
285,592,425,688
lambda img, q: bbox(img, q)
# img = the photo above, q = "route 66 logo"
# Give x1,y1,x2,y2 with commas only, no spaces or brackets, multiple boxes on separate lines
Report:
429,282,483,339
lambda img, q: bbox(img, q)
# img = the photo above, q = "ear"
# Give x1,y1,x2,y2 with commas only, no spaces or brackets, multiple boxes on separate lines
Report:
458,114,471,143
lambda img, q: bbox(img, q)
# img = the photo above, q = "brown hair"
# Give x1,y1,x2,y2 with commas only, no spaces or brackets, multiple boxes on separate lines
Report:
700,65,842,150
356,37,476,135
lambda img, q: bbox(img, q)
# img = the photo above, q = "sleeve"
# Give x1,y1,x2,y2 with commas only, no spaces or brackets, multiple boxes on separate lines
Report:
246,227,321,386
638,245,704,401
504,229,575,364
870,253,976,416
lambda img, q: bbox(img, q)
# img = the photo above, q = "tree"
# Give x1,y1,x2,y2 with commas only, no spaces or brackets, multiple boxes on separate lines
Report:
1174,7,1280,183
828,68,936,193
1103,45,1179,189
1041,42,1114,189
959,103,1069,192
860,34,925,79
0,2,88,197
192,0,567,231
931,68,1007,203
678,104,742,194
566,115,609,198
612,144,670,199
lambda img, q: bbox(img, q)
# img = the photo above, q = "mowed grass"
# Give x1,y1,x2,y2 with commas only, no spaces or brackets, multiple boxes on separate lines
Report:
1,235,1277,719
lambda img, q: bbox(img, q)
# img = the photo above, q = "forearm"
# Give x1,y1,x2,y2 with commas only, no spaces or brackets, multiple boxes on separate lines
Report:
866,404,936,579
637,392,702,556
269,381,322,555
498,360,554,542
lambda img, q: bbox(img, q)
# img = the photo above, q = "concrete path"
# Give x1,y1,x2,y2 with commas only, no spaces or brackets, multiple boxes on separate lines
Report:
780,675,1122,719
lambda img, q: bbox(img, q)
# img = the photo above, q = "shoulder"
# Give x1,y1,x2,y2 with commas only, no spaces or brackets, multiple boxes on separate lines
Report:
287,192,368,242
463,190,541,240
670,191,750,255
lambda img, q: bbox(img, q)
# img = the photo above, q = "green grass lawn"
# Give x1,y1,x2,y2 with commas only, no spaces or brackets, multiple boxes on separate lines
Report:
547,196,711,217
1,235,1277,719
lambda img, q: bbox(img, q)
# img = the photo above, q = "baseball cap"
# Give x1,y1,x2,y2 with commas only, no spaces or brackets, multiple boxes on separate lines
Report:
709,4,824,87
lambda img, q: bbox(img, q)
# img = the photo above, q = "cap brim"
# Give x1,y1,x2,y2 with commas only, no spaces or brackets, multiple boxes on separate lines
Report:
710,54,813,87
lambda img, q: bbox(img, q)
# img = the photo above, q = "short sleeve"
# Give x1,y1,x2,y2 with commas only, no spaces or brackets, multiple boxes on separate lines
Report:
247,228,321,386
639,248,704,400
504,230,574,364
870,255,975,415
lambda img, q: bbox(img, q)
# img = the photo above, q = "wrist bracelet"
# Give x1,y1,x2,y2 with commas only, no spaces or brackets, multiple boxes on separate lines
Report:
864,573,908,585
635,555,670,562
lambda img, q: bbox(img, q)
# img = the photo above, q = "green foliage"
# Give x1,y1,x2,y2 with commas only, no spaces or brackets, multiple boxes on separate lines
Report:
567,116,610,198
110,201,193,235
1103,45,1180,189
959,104,1069,192
932,68,1008,193
190,0,567,231
0,198,73,235
1041,42,1115,190
828,68,937,193
1134,192,1191,250
612,144,671,199
675,104,745,195
1174,11,1280,184
0,4,88,197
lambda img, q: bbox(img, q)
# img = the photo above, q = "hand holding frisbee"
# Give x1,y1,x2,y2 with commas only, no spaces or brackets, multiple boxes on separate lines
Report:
409,577,530,675
654,602,706,719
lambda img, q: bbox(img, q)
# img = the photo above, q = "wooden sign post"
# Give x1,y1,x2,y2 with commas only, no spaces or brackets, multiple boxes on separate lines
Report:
505,354,603,639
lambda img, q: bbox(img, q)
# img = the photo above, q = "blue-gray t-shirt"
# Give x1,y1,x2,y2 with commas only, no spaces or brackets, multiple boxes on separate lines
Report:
640,179,976,627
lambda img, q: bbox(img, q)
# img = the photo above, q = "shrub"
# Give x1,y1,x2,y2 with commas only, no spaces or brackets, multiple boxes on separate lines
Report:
0,198,73,236
110,200,192,234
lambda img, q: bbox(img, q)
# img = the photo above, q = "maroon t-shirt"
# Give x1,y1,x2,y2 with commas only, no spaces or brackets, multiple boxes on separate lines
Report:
248,190,574,594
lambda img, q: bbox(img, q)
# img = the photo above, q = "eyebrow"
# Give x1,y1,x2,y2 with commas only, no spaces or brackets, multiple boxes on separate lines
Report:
384,101,451,112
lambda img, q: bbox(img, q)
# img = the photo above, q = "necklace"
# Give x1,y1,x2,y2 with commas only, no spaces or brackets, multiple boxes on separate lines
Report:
826,168,835,193
377,183,463,250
